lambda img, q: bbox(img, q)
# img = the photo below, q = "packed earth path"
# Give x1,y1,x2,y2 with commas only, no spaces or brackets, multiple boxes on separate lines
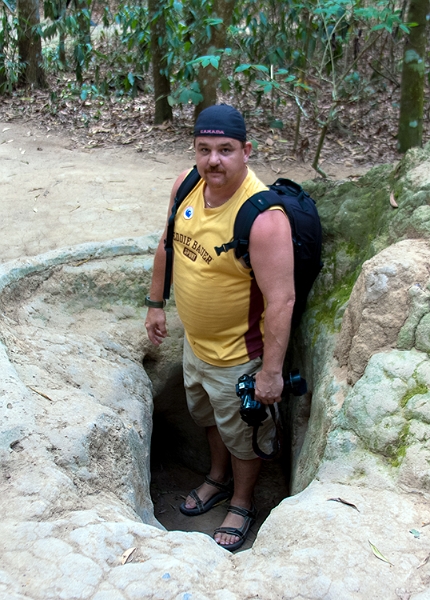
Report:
0,118,369,551
1,119,371,263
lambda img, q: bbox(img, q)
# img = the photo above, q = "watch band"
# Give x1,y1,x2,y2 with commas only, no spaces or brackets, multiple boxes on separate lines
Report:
145,295,166,308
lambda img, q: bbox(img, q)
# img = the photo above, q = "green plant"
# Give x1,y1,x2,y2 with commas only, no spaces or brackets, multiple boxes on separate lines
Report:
0,2,24,94
228,0,410,175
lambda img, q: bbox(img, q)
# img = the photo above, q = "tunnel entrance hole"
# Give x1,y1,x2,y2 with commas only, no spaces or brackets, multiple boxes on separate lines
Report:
148,364,305,551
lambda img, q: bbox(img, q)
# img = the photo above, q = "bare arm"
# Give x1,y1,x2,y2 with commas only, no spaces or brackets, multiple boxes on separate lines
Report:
145,169,189,346
248,210,295,404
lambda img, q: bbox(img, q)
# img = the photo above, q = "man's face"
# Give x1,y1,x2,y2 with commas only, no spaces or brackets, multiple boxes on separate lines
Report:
194,136,252,189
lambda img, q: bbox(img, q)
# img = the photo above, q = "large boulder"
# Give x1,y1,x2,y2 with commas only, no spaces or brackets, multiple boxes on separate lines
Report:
335,238,430,384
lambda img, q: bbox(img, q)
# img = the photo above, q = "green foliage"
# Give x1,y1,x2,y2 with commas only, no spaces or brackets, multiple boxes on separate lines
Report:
168,81,203,106
1,0,15,12
41,1,151,98
191,55,221,69
0,0,418,139
0,7,24,93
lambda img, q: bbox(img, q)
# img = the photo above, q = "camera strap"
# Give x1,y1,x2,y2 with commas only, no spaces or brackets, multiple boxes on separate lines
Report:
252,405,281,461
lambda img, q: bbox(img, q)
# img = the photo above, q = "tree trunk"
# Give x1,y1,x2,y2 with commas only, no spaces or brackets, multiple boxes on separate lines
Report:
17,0,47,88
149,0,172,124
195,0,234,117
0,8,7,91
397,0,429,153
58,0,67,66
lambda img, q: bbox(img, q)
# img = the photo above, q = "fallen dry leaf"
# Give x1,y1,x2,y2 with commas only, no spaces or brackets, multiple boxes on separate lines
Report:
121,547,136,565
389,191,398,208
328,497,360,512
368,540,393,566
417,553,430,569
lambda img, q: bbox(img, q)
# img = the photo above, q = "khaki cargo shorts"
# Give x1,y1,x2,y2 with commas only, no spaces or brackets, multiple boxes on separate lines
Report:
183,337,276,460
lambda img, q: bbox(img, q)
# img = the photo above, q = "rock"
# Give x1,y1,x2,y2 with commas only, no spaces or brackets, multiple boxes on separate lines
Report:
415,313,430,352
334,239,430,384
2,142,430,598
320,349,430,490
233,481,430,599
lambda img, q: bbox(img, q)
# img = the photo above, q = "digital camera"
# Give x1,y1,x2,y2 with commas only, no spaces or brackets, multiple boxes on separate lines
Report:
236,370,307,427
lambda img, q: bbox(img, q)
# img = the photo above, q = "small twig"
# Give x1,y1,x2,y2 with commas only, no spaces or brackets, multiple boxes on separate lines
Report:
312,122,329,178
368,61,400,87
73,258,91,266
294,94,309,119
340,31,384,82
27,386,54,402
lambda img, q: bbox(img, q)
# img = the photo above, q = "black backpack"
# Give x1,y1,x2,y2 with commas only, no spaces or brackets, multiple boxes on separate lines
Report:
163,166,322,327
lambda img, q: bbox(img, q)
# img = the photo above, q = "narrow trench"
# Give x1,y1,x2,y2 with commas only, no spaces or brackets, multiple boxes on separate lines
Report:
149,365,304,552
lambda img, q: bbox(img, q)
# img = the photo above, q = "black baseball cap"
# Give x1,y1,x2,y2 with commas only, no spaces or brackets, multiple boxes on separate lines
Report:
194,104,247,142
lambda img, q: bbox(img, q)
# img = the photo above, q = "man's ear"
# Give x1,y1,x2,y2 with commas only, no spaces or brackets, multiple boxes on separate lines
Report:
244,141,252,161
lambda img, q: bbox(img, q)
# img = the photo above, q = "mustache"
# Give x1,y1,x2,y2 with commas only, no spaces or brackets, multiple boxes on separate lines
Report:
206,168,225,173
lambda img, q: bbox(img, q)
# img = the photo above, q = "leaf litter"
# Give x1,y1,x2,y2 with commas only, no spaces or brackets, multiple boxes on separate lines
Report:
0,73,423,175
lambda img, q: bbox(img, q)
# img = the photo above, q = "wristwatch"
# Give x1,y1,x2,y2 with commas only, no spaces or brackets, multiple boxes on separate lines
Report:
145,295,166,308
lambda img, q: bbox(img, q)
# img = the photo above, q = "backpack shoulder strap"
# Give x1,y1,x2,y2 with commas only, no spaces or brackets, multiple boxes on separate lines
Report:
214,189,281,267
163,166,201,300
174,166,202,209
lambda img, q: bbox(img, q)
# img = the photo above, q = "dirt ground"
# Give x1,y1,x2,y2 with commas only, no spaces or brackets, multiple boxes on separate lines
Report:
1,119,370,263
0,118,369,552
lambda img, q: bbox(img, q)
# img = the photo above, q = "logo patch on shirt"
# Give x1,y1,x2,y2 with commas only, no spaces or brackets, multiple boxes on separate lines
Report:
184,207,194,220
183,247,197,261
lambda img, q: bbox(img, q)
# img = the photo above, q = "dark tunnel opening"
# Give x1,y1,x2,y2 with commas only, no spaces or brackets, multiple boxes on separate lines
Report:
147,363,310,550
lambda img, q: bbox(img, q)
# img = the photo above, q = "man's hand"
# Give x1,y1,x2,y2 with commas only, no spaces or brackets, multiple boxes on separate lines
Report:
254,370,284,405
145,308,168,346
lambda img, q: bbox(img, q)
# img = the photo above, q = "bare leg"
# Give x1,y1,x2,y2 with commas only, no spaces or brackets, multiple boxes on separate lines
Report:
214,455,261,547
184,425,231,509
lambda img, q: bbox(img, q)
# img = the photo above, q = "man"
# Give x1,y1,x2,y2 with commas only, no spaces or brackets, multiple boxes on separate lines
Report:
145,104,295,551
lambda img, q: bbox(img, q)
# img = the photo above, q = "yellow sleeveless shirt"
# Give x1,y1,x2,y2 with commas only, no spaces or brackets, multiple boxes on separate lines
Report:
173,168,268,366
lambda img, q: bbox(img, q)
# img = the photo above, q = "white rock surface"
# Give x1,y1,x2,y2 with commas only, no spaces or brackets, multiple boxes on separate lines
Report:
0,238,429,599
